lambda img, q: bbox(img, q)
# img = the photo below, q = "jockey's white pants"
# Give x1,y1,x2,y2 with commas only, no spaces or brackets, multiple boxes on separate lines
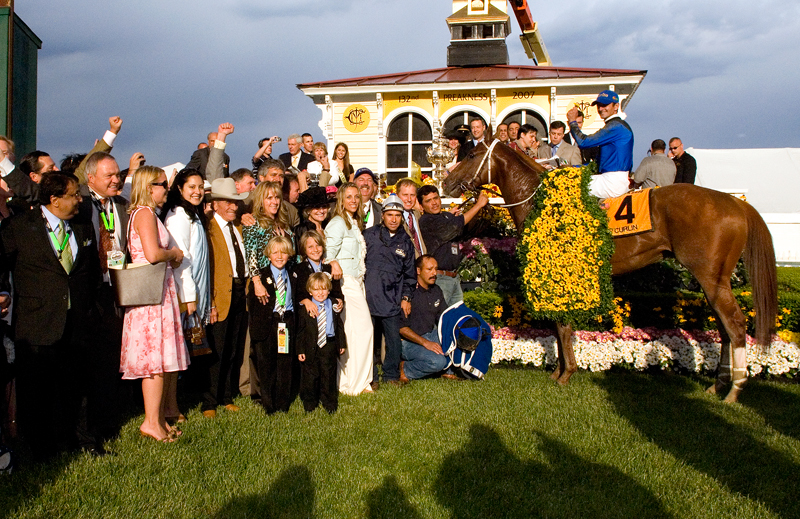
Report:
589,171,630,199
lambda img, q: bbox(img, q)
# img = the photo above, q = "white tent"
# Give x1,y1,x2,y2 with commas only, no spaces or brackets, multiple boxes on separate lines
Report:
690,148,800,265
691,148,800,214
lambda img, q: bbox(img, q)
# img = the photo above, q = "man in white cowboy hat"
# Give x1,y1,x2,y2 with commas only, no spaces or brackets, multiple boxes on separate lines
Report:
203,178,251,418
566,90,634,199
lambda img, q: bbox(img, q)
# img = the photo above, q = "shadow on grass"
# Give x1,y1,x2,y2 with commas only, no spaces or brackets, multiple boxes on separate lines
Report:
212,465,315,519
433,424,669,518
738,380,800,442
596,373,800,519
366,475,422,519
0,451,76,519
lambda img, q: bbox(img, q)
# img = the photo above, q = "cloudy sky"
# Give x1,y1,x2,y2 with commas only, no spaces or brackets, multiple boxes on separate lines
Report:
15,0,800,170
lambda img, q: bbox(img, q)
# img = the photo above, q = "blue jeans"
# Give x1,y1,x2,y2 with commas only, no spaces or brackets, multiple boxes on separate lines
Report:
373,314,402,381
436,274,463,308
401,330,450,380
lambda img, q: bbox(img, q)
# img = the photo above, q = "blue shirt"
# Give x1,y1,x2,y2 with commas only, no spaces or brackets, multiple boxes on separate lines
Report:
314,298,335,337
569,115,633,173
269,264,294,313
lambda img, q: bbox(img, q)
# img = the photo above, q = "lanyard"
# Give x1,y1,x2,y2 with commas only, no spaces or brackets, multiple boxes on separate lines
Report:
93,197,115,232
41,213,71,258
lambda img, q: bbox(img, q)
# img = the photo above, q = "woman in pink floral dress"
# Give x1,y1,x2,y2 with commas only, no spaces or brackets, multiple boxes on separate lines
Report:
120,166,188,442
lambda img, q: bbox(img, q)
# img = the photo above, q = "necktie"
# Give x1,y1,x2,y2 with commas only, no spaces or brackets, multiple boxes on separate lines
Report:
551,144,558,154
98,199,112,274
292,154,299,168
407,213,421,254
56,221,73,274
228,222,245,279
317,304,327,348
275,272,286,317
363,203,371,225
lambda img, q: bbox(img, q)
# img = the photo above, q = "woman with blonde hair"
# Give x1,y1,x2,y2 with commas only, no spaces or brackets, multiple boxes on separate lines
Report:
120,166,188,442
325,182,373,395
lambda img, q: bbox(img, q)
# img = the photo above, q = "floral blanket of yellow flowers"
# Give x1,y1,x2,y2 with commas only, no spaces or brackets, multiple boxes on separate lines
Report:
516,163,615,328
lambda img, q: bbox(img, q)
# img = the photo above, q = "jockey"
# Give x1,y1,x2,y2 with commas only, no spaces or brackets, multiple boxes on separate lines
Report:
566,90,633,199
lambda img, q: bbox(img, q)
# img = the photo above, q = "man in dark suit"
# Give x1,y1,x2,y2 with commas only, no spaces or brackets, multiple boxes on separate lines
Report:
187,130,230,179
73,152,129,440
457,118,487,161
279,133,313,172
0,172,103,460
204,178,250,418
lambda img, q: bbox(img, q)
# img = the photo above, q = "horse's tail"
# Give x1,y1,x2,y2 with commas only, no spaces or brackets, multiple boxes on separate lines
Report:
743,203,777,346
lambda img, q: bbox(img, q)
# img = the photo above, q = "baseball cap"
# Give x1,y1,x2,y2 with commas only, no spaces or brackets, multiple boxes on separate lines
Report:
353,167,377,183
591,90,620,106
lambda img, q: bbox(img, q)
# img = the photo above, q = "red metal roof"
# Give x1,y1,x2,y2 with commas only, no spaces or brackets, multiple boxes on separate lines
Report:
297,65,646,89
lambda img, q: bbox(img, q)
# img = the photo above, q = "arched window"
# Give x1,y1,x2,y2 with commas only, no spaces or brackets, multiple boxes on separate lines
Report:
386,113,432,185
502,109,548,138
443,110,487,136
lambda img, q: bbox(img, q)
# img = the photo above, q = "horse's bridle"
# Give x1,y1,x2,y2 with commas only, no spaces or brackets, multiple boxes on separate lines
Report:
457,138,539,209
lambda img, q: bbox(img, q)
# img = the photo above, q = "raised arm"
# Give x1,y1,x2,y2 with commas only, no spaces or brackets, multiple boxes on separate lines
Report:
207,122,234,181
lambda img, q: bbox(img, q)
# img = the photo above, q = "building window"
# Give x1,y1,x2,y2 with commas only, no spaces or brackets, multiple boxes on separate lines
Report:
443,110,487,137
502,109,548,139
386,113,432,185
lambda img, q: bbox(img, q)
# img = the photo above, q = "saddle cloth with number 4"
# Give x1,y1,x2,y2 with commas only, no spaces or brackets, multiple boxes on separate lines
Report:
604,188,653,237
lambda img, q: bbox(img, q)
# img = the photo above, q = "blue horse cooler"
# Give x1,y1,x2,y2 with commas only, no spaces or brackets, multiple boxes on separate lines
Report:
438,301,493,379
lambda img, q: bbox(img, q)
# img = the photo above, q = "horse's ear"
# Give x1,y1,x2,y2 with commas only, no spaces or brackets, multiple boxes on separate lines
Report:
487,121,494,140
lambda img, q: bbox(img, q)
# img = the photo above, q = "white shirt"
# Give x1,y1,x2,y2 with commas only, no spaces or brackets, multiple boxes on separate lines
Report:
213,212,250,278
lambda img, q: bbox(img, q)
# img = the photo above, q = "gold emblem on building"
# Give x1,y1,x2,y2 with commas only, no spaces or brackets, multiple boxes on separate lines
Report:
343,104,370,133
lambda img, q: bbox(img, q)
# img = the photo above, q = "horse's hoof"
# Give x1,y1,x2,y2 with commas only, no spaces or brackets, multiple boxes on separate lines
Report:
550,369,562,381
557,371,575,386
722,380,746,403
705,384,718,395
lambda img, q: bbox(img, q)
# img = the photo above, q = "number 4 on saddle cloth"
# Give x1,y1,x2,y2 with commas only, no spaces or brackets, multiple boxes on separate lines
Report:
438,302,493,380
603,188,654,237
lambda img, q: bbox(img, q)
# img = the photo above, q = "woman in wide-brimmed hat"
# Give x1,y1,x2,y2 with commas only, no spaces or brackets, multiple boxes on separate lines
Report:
293,186,332,245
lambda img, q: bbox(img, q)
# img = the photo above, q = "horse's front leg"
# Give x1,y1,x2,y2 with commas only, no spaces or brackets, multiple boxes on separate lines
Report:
555,322,576,385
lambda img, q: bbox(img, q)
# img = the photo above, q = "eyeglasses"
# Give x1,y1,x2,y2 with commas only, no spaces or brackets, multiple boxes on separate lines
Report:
62,192,83,200
669,146,681,151
151,180,169,189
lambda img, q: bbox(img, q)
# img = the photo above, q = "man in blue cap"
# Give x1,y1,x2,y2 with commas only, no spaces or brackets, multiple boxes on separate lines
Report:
566,90,634,199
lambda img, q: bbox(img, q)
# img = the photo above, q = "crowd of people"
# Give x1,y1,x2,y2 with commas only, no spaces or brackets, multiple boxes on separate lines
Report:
0,93,697,465
444,90,696,198
0,118,482,466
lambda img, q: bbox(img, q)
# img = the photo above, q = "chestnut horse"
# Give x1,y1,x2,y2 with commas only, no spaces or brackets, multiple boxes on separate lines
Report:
444,140,777,402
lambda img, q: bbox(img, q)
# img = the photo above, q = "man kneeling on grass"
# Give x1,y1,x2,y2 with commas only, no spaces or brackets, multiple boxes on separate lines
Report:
398,255,460,382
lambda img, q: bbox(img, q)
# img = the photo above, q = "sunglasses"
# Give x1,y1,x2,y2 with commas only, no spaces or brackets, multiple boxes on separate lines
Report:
669,146,681,151
151,180,169,189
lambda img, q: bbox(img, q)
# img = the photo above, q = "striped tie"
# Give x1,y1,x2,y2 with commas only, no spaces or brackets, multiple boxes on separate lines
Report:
317,304,327,348
275,272,286,317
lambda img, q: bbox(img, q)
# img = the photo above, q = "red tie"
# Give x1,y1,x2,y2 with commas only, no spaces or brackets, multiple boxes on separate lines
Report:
407,213,421,254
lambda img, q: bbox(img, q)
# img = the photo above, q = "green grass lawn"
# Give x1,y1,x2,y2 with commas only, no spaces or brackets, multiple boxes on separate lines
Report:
2,369,799,518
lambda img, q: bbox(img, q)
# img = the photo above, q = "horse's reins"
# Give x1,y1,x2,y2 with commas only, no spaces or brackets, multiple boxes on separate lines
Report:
461,139,539,209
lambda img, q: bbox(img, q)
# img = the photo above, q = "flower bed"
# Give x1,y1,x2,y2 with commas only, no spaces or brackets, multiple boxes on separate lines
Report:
491,326,800,378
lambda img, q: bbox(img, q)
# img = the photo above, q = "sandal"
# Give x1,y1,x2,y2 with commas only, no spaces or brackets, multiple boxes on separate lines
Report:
140,429,174,443
166,414,187,425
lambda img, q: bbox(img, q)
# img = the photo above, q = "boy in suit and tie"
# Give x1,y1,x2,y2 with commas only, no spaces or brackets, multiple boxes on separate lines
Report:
297,272,346,413
249,235,296,414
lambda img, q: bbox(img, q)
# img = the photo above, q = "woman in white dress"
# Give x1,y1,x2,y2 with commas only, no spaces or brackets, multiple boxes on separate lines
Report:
325,183,374,395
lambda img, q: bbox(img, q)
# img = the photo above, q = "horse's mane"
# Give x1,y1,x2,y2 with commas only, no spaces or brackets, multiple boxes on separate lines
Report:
505,144,547,174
